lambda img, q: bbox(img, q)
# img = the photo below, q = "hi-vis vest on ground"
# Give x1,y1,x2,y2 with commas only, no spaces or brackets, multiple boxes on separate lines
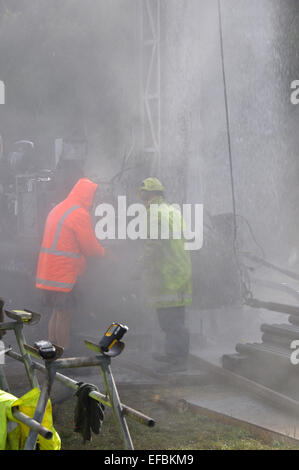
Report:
0,388,61,450
142,196,192,309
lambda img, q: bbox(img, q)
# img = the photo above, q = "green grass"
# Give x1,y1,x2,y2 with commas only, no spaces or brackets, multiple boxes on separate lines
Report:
52,389,299,451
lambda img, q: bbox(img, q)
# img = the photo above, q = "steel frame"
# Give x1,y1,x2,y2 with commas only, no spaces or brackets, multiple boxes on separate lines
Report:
0,310,155,451
140,0,161,175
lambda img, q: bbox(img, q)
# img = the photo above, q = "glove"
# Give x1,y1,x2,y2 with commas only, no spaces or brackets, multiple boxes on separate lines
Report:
74,382,105,443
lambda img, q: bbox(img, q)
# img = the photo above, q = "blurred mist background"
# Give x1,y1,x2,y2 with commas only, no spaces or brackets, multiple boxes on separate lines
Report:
0,0,299,350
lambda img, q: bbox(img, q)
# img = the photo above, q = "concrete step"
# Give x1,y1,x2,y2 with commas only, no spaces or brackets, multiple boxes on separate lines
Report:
222,351,299,397
235,342,293,361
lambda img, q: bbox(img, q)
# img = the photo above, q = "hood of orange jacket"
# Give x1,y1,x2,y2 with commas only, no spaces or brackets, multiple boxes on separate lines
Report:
36,177,105,293
67,178,98,211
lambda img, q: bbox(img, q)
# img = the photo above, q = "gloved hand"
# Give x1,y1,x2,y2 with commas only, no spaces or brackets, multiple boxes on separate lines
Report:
74,382,105,443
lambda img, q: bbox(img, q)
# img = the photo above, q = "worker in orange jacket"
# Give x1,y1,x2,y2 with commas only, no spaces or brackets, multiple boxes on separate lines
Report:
36,178,105,349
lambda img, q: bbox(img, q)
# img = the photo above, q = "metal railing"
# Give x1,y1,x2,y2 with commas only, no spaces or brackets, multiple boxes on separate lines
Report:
0,307,155,450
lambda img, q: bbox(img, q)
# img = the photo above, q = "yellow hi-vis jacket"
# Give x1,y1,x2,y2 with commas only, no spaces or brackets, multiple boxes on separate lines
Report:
0,388,61,450
141,196,193,309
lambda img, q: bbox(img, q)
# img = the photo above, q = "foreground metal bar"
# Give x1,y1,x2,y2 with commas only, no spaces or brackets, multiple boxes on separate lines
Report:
99,360,134,450
0,321,19,331
58,353,135,449
23,346,149,450
14,324,39,389
12,409,53,440
23,377,51,450
54,356,107,369
24,361,57,450
0,318,39,390
7,350,155,427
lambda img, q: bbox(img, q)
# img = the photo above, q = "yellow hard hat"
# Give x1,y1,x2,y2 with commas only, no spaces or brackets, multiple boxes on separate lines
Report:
139,177,165,193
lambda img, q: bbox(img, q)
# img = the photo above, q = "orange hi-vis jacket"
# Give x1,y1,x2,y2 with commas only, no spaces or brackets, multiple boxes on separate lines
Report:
36,178,105,293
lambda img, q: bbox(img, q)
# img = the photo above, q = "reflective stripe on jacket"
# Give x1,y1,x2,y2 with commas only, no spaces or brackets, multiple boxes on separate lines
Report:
36,178,105,293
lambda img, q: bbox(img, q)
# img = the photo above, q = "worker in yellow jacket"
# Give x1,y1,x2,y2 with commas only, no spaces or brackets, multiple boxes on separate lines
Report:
137,178,192,372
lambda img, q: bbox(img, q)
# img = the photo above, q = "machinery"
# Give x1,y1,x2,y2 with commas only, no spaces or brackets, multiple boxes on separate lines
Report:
0,136,87,312
0,132,253,348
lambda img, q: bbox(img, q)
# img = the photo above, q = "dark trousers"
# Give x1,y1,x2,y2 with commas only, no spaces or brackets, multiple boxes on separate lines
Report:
156,306,190,359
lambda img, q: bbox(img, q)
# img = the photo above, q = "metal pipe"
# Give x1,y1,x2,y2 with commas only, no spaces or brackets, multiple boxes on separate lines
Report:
121,403,155,427
12,409,53,440
54,356,106,369
14,323,39,389
7,350,155,427
24,362,55,450
0,321,19,331
100,361,134,450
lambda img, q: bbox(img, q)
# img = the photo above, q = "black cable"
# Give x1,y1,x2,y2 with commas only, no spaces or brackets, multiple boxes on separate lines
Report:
217,0,237,245
217,0,252,300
